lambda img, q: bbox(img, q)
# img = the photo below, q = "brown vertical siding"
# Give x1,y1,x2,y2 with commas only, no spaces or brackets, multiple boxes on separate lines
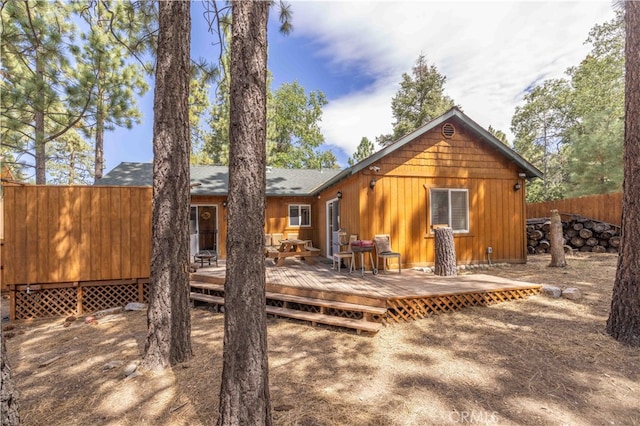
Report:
526,192,622,225
1,186,152,290
264,196,317,243
318,119,528,267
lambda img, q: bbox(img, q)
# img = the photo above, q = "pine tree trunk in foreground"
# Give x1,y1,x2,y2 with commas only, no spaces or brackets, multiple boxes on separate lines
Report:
218,2,271,425
142,0,193,370
607,0,640,346
1,336,20,425
548,209,566,267
435,227,457,276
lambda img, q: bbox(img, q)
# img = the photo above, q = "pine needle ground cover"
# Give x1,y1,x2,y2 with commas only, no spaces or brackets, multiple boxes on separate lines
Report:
3,254,638,425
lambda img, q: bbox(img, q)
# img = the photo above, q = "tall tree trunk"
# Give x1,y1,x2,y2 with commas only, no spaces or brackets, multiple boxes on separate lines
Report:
68,150,76,185
94,84,105,182
218,2,271,425
35,51,46,185
1,336,20,425
548,209,566,267
434,227,457,276
607,0,640,346
142,0,193,370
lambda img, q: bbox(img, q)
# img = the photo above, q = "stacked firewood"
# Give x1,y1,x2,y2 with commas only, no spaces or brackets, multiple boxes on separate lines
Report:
527,214,620,254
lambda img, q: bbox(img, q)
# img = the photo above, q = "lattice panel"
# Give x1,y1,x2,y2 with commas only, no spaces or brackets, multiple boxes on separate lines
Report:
142,283,150,302
287,302,321,314
266,299,285,308
385,288,540,324
82,284,139,313
14,288,77,320
326,308,364,320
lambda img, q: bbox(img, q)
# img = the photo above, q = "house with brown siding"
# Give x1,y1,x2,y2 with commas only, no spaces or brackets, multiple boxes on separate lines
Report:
98,107,542,269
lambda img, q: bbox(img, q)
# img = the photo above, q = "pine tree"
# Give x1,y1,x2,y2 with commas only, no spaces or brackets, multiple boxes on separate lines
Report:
348,136,375,166
511,79,572,201
142,0,193,370
72,1,154,182
218,1,272,424
565,12,624,196
1,0,93,183
606,0,640,347
377,54,454,146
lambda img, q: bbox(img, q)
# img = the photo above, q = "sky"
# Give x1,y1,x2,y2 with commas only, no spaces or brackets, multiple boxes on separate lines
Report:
105,1,616,173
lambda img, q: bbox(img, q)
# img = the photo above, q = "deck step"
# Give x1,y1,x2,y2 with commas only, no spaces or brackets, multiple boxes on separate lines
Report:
190,281,224,292
189,288,383,333
265,306,382,334
190,292,225,305
191,282,386,315
265,291,387,316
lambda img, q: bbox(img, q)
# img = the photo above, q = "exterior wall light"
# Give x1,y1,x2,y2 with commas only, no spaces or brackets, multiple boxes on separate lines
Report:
336,190,342,199
514,182,521,191
369,178,377,190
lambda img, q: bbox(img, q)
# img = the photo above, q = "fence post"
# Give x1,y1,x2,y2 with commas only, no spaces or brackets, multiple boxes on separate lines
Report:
76,282,83,315
9,285,15,321
137,278,145,303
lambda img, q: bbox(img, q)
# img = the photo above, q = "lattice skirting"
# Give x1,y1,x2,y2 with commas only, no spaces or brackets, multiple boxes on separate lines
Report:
384,287,540,324
10,279,149,320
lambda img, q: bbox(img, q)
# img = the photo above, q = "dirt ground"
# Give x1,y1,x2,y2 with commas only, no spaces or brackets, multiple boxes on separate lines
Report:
2,253,639,425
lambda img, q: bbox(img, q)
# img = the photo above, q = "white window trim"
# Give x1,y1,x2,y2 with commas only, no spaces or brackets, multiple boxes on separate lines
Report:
288,204,312,228
430,188,470,233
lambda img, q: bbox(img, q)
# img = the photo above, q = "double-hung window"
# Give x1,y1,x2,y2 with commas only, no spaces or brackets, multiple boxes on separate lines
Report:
430,189,469,232
288,204,311,227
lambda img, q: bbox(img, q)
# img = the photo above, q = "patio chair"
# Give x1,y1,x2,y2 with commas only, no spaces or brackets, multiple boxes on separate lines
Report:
373,234,401,273
333,234,357,272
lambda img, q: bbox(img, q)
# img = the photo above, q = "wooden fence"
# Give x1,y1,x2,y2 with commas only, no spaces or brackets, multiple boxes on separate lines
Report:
2,185,152,318
527,192,622,226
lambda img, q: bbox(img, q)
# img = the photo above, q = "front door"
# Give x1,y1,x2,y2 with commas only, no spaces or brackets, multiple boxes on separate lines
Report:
325,198,340,257
190,205,218,258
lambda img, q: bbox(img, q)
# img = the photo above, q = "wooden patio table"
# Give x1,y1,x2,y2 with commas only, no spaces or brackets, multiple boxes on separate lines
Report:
266,239,319,266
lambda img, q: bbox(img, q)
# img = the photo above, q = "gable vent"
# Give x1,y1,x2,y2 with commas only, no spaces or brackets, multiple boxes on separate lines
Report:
442,123,455,138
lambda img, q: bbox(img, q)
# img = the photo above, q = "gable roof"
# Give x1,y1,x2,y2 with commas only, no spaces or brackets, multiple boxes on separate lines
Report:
99,109,542,197
97,162,342,197
315,107,543,193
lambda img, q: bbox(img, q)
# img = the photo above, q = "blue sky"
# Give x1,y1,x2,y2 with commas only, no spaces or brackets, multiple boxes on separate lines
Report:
105,1,615,173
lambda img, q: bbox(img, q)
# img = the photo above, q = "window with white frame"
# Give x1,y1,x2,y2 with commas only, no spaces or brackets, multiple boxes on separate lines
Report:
288,204,311,227
430,189,469,232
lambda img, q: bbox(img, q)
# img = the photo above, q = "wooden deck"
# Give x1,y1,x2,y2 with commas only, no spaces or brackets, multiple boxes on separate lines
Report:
190,258,541,334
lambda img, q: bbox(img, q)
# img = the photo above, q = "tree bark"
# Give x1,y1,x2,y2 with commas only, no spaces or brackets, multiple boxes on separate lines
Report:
142,0,193,370
607,0,640,346
218,2,271,425
549,210,566,267
1,335,20,425
434,227,457,276
94,81,105,182
35,50,46,184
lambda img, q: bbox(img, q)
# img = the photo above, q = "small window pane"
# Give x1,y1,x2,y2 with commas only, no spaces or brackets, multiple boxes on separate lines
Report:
450,191,468,231
289,206,300,226
300,205,311,226
431,190,449,226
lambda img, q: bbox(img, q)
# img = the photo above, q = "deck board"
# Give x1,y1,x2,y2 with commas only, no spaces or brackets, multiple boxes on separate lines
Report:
192,259,541,302
191,259,541,331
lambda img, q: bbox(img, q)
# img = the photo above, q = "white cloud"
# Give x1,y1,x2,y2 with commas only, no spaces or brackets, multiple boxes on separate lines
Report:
288,1,615,157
